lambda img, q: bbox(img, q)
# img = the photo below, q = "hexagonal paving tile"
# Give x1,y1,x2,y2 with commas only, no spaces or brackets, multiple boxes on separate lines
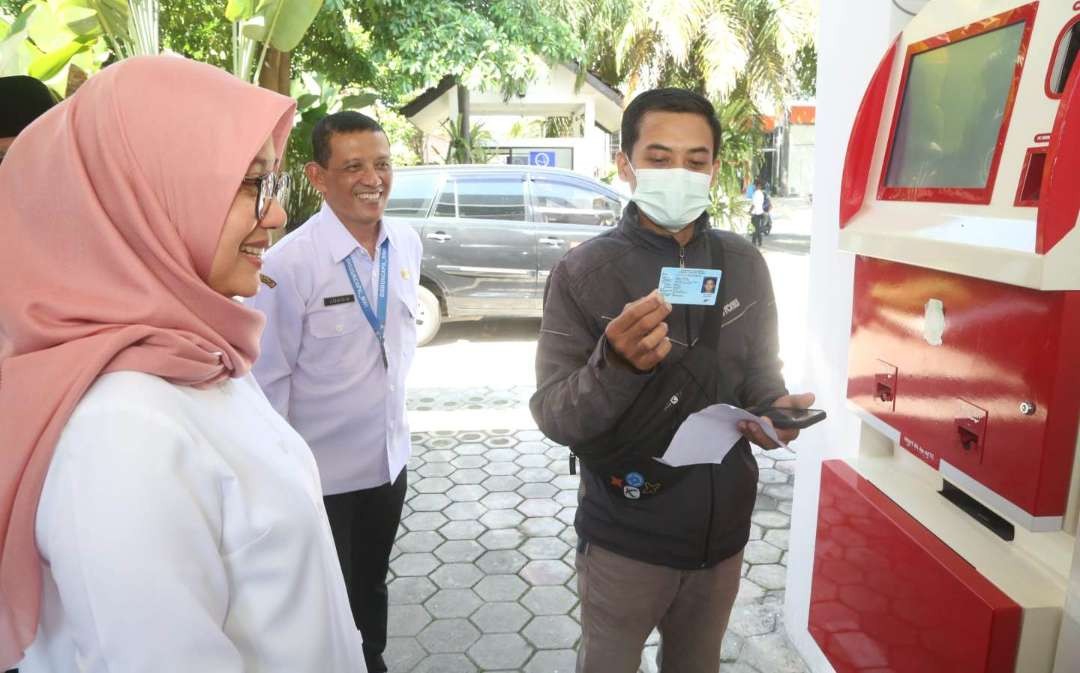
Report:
520,517,566,538
392,552,439,577
397,530,444,554
520,537,574,561
443,501,487,521
480,508,525,529
411,653,478,673
523,614,580,649
516,453,552,468
518,482,559,499
525,648,578,673
521,559,575,586
521,585,577,615
474,574,529,602
417,618,480,654
758,468,788,484
384,636,425,671
439,520,486,541
435,540,486,563
481,491,523,509
430,562,485,589
425,588,483,619
388,604,432,637
409,493,452,512
446,484,488,502
389,576,437,604
418,461,455,478
751,510,790,529
764,528,790,550
478,528,526,550
518,498,562,517
485,447,519,461
448,468,489,485
743,540,783,565
483,461,520,476
422,449,457,463
516,440,553,455
476,549,528,574
470,601,532,633
455,442,488,456
518,467,557,483
413,476,454,494
728,602,779,638
482,475,525,492
451,454,487,469
404,511,449,531
747,564,787,591
468,633,532,670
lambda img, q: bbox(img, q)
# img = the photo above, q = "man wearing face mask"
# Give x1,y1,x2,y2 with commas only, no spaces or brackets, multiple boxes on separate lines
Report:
531,88,814,673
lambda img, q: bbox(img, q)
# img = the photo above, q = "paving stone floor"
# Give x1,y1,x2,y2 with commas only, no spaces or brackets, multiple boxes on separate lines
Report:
384,388,808,673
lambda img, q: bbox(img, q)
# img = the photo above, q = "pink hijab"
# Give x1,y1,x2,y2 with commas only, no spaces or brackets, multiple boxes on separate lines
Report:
0,55,295,665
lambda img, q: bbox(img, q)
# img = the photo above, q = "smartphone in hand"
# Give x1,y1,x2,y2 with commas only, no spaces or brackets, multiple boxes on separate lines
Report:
756,407,827,430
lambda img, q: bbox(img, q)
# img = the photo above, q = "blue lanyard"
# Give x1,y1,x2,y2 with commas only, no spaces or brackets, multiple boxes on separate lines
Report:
343,238,390,368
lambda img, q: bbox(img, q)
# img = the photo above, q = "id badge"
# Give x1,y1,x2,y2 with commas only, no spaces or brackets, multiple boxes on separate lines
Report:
658,267,722,305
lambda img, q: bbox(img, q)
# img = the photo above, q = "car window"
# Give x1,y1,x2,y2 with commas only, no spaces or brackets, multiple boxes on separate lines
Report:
433,176,526,221
532,179,622,227
385,172,439,217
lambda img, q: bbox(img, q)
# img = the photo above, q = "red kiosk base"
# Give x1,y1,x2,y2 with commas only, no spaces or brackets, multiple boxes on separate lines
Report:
809,460,1022,673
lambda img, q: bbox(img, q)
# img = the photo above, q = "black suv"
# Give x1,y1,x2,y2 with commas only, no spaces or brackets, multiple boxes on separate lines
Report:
385,165,627,345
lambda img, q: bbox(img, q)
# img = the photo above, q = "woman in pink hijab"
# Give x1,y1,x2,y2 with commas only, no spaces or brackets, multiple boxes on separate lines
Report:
0,56,367,672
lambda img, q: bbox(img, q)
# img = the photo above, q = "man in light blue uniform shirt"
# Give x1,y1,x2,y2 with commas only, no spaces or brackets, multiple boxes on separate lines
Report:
248,111,421,673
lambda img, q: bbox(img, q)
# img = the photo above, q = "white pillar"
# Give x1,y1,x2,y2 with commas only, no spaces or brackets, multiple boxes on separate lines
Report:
783,2,920,671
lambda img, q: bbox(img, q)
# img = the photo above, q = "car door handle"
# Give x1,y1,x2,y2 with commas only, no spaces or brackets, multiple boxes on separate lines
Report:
425,232,452,243
539,237,564,247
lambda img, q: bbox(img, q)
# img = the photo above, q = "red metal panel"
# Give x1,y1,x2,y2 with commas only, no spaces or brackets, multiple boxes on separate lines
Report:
847,257,1080,517
1038,22,1080,253
877,3,1038,205
839,39,899,228
809,460,1022,673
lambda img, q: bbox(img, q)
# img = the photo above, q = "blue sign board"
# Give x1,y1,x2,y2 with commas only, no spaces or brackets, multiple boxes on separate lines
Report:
528,150,556,167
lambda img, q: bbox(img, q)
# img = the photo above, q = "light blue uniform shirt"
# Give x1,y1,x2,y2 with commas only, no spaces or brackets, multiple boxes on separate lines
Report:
248,204,422,495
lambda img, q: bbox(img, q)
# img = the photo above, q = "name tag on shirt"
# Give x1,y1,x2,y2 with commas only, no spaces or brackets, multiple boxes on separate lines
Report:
323,294,356,306
658,267,722,305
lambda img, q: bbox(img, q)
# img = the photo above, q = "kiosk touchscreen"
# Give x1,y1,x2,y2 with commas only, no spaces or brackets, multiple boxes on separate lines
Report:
806,2,1080,672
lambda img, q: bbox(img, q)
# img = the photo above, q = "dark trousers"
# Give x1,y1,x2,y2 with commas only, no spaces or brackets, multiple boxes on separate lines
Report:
324,470,408,673
750,214,765,247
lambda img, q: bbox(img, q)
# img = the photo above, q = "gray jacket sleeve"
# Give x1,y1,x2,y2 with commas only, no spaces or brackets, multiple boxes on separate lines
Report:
529,263,653,447
738,253,788,409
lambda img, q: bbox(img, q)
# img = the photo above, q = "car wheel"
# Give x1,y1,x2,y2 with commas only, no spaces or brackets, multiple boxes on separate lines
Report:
415,285,442,346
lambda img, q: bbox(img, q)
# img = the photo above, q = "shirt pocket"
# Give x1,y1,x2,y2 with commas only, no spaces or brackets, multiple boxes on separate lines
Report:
301,308,364,374
397,285,419,359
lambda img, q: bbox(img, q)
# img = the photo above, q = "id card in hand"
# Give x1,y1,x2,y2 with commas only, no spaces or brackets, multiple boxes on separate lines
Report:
658,267,722,305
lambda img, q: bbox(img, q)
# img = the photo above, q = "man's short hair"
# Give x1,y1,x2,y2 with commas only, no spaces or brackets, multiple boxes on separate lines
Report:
621,88,722,160
311,111,384,167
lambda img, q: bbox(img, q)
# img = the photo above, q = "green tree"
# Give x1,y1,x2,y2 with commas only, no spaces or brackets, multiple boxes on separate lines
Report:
544,0,816,225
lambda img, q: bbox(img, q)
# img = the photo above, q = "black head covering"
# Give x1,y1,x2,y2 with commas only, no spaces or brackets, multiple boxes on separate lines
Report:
0,76,56,138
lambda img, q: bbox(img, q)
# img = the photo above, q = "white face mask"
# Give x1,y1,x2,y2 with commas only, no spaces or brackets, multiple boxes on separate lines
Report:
628,164,712,232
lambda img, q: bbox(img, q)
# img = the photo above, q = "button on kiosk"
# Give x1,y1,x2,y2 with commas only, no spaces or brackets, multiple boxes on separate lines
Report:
809,2,1080,672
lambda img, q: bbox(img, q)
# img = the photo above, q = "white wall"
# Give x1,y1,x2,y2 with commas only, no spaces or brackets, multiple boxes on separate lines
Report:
783,2,920,671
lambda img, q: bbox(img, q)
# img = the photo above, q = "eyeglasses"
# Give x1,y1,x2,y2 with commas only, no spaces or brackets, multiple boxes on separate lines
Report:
242,171,291,221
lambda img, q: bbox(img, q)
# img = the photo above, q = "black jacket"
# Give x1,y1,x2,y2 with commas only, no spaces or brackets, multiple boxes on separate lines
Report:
529,204,788,569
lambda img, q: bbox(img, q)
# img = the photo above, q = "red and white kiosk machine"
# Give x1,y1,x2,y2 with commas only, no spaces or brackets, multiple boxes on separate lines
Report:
807,1,1080,671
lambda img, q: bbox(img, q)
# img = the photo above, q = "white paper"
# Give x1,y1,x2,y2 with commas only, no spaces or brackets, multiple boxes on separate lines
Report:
655,404,785,467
